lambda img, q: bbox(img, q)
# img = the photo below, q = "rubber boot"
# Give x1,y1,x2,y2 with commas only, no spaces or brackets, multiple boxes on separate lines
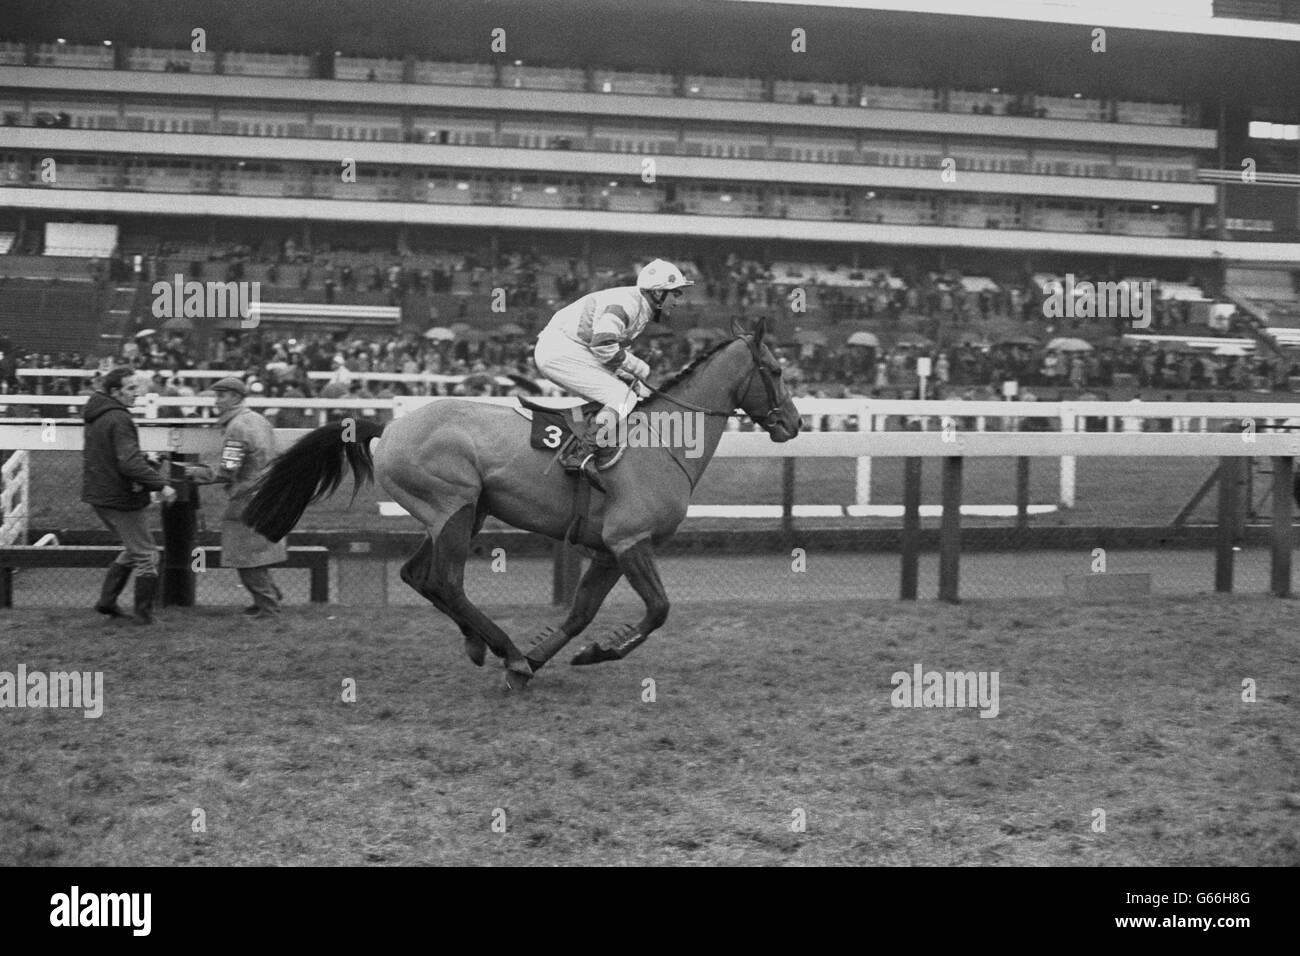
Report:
94,563,132,618
132,574,159,625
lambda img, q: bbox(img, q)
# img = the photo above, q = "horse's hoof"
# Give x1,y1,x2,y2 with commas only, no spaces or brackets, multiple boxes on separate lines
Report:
570,642,620,666
504,660,534,692
464,636,487,667
571,625,644,665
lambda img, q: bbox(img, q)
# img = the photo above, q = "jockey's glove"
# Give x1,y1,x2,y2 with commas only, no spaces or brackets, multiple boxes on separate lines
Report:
621,355,650,382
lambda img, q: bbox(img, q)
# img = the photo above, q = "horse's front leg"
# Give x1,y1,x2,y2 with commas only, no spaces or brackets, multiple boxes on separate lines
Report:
571,539,668,665
525,553,623,672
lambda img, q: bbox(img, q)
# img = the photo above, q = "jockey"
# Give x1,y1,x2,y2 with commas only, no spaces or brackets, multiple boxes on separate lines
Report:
534,258,693,485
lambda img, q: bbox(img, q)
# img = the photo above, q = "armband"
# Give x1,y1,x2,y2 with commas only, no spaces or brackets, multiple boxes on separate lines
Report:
220,440,246,472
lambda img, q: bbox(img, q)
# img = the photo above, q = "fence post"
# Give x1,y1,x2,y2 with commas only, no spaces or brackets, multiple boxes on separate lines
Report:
1215,457,1238,593
938,456,963,603
854,407,872,506
1059,406,1076,509
309,553,330,603
900,458,921,600
1271,455,1293,597
1015,456,1030,529
160,463,197,607
781,458,796,536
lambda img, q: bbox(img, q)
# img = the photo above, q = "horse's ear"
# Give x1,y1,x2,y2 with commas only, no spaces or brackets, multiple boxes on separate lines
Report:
730,316,746,339
752,316,768,348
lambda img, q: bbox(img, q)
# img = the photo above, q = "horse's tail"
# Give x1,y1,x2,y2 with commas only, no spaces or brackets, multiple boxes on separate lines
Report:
243,418,385,542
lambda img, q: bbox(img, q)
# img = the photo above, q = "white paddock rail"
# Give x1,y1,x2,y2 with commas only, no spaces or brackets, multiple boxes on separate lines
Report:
4,396,1300,510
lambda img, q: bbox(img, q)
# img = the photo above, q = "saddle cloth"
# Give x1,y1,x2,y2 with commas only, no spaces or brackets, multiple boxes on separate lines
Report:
516,396,603,470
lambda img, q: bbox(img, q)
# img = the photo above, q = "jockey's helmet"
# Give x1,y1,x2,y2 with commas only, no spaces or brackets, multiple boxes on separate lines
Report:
636,259,694,294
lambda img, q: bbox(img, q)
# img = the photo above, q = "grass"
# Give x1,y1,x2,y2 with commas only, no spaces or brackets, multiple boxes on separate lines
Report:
1,596,1295,865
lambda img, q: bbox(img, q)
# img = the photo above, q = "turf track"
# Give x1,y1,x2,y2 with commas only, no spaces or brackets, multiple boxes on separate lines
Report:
1,598,1296,865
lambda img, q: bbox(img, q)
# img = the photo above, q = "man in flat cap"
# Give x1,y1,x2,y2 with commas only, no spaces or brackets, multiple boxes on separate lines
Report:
83,367,177,624
184,376,287,616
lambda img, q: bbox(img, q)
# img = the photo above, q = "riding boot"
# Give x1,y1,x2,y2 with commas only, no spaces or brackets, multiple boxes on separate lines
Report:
132,574,159,626
94,563,132,618
576,417,624,490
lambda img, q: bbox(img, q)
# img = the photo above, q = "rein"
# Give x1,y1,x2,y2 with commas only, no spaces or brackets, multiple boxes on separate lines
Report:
632,378,735,417
631,337,784,428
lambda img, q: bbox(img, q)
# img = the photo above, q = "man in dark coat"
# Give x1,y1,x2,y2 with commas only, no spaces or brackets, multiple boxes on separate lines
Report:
82,367,177,623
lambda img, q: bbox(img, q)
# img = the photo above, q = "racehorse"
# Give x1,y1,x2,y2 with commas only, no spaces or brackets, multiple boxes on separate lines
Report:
243,316,802,689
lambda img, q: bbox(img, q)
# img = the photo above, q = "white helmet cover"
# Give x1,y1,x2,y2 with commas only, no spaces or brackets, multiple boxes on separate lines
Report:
637,259,694,292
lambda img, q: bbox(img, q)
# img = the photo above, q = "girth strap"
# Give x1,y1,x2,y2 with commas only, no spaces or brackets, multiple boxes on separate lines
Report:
566,471,592,545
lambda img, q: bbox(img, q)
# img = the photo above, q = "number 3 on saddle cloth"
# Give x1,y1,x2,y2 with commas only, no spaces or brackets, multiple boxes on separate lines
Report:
519,396,609,472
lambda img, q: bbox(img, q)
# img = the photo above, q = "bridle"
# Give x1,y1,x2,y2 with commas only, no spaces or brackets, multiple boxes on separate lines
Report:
631,335,788,432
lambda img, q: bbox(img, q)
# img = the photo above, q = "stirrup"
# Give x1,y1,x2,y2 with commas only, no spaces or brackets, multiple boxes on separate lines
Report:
581,445,626,473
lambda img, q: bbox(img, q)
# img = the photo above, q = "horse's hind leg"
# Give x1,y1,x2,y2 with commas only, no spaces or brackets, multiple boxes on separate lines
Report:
525,551,623,672
401,504,532,684
399,534,487,667
571,540,669,665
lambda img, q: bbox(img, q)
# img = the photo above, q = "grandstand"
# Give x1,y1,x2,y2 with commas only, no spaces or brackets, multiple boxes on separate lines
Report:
0,278,103,353
0,0,1297,371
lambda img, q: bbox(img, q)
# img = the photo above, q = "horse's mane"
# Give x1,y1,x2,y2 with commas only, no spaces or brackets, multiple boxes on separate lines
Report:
655,337,737,393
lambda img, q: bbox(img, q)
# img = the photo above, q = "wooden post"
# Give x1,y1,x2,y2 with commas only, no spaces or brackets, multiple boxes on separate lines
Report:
939,456,962,603
160,462,197,607
782,457,796,537
1015,456,1030,529
1215,457,1237,593
309,553,330,603
1271,455,1293,597
900,458,921,600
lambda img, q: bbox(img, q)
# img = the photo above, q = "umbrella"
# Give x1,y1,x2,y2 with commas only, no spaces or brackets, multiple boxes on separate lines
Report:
997,334,1041,346
134,328,157,338
846,331,880,347
1045,337,1093,352
895,333,933,348
495,322,525,337
955,331,991,347
458,328,489,343
161,316,194,333
449,322,472,334
1213,344,1250,357
795,330,828,346
424,326,455,341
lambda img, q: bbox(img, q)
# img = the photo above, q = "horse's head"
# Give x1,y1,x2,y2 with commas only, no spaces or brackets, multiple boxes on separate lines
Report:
728,316,802,442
